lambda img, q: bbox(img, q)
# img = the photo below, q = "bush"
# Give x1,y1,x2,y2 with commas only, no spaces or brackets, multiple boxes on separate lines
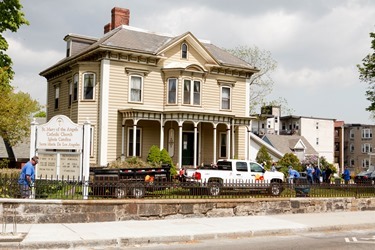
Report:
256,146,272,169
147,145,161,164
278,153,301,177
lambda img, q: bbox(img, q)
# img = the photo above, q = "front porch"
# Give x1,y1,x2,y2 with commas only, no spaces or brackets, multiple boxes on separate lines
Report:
119,109,253,168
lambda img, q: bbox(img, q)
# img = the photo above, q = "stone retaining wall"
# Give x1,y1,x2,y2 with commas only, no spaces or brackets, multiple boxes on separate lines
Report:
1,197,374,224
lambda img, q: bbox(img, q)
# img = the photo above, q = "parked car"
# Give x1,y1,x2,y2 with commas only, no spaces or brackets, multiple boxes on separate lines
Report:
354,166,375,185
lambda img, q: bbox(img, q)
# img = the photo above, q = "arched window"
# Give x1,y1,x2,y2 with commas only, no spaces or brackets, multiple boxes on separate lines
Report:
181,43,188,59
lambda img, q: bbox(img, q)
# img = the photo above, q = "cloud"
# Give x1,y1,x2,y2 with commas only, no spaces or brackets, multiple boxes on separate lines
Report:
274,65,359,90
6,37,63,105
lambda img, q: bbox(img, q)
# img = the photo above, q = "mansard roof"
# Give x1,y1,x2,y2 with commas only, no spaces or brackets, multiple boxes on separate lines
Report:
40,25,257,76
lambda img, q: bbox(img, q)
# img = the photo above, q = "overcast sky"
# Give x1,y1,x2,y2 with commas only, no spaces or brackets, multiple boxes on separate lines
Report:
4,0,375,124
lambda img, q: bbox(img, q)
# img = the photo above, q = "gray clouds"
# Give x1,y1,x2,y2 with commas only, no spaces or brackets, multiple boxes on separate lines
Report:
5,0,375,123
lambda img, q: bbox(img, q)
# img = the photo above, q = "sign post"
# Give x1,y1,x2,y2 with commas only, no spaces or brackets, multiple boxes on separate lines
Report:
30,115,91,199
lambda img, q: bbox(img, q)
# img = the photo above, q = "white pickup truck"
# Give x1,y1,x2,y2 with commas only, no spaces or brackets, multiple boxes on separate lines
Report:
191,159,285,196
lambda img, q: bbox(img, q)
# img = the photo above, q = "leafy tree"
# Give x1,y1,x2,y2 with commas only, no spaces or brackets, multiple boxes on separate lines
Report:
358,32,375,117
0,68,40,146
300,155,335,173
160,148,177,176
255,145,272,169
147,145,161,164
262,97,295,116
227,45,277,114
34,110,46,117
146,145,177,176
277,153,301,177
0,0,29,79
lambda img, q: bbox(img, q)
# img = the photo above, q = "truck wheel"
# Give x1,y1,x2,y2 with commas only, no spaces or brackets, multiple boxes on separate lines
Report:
269,182,282,196
115,187,127,198
208,182,221,196
131,183,145,198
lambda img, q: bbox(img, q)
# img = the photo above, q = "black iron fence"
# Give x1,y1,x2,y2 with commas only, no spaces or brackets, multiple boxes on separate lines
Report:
1,174,375,200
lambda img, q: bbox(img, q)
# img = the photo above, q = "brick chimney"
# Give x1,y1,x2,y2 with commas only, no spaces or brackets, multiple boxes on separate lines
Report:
104,7,130,34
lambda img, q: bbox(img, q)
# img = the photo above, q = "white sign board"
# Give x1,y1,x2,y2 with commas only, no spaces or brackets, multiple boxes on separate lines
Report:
37,115,83,150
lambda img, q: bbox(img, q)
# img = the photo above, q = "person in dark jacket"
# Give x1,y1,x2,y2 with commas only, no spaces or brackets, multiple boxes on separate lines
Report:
325,167,332,183
313,166,321,184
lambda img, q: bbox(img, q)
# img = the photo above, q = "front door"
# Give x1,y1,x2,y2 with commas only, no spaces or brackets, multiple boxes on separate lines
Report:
182,132,198,166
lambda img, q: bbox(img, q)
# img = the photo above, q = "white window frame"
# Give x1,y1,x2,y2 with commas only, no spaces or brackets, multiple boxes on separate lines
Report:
68,79,72,107
129,75,143,103
90,126,95,157
183,79,201,105
220,86,231,110
362,143,372,153
362,128,372,139
181,43,188,59
127,127,142,157
316,137,319,145
54,85,60,110
167,78,178,104
82,72,95,100
350,158,355,167
362,158,370,168
350,143,354,153
73,73,78,102
219,132,227,158
350,129,354,139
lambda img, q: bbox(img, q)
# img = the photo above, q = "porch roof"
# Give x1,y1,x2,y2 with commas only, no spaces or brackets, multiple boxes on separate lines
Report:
118,108,254,126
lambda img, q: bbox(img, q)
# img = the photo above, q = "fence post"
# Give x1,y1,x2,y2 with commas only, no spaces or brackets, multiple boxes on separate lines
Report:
82,119,91,199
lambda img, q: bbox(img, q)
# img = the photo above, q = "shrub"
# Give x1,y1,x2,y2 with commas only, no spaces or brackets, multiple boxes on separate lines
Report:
256,146,272,169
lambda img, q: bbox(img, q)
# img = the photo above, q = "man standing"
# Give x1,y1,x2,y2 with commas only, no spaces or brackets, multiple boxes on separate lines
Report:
18,156,38,198
343,166,351,185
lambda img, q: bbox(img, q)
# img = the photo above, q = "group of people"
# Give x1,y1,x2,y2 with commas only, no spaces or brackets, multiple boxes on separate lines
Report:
288,164,351,185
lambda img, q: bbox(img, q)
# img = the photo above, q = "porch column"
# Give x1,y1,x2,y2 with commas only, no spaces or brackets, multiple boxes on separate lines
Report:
213,123,217,163
232,120,235,159
99,58,110,166
226,124,231,159
160,115,164,150
178,122,183,169
121,124,125,161
132,121,138,157
193,122,198,168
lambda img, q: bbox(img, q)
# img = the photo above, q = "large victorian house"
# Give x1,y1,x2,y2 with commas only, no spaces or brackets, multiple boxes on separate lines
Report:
40,7,258,168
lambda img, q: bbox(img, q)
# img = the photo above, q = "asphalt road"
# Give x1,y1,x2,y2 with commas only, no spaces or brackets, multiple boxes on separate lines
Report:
120,229,375,250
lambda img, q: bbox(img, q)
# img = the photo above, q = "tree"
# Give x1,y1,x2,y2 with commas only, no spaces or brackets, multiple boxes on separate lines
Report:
146,145,177,176
227,45,277,114
358,32,375,117
277,153,301,177
147,145,161,164
0,0,29,79
255,145,272,169
34,110,46,117
263,97,295,116
0,69,40,146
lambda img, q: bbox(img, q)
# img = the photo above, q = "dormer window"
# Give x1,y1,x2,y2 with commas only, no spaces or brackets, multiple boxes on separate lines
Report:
66,40,71,57
181,43,188,59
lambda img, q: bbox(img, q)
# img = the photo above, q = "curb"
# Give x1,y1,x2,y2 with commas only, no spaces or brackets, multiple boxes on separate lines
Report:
1,222,372,249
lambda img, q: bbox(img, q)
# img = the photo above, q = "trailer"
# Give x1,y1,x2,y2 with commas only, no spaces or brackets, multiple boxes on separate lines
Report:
90,164,171,198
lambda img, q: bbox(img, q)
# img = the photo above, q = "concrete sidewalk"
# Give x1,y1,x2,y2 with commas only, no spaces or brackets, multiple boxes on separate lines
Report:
1,211,375,249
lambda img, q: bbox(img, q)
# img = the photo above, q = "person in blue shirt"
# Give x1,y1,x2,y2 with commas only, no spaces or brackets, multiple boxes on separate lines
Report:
342,166,351,185
288,166,300,184
18,156,39,198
